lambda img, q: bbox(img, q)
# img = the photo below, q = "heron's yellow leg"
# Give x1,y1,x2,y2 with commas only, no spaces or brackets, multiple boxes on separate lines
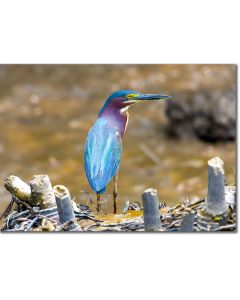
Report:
96,193,101,212
113,172,118,214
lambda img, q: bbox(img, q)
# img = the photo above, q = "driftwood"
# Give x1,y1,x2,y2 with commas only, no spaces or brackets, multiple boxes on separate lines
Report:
4,175,31,202
30,175,56,209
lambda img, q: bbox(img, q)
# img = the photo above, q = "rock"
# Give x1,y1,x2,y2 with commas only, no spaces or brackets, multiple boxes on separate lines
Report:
165,89,236,142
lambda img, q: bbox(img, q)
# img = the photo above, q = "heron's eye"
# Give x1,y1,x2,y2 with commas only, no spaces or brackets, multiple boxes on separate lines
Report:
127,94,136,99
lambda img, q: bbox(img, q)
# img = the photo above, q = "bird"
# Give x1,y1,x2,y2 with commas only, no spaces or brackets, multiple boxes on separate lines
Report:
84,90,171,213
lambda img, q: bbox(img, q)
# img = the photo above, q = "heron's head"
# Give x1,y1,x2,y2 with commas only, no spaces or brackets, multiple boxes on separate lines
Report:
99,90,172,115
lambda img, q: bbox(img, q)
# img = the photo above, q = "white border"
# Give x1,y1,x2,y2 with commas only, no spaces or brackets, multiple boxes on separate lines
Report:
0,1,239,300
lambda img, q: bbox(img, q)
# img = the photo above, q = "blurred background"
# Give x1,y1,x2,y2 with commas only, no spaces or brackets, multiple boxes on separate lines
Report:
0,65,236,213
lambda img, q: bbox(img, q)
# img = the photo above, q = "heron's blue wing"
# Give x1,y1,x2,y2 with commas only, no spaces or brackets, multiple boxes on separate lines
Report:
84,119,122,194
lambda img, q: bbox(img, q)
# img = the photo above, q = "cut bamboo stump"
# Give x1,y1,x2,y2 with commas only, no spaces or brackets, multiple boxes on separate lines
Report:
4,175,31,202
54,185,82,231
197,157,228,231
30,175,56,209
205,157,227,216
180,212,195,232
142,188,161,231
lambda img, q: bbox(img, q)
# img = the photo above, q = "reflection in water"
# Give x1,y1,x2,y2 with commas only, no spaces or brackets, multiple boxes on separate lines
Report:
0,65,236,214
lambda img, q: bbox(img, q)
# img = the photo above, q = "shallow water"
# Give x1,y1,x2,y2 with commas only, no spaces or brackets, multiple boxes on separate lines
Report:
0,65,236,215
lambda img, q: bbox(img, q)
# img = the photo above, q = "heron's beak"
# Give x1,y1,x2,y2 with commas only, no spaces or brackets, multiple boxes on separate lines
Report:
134,94,172,102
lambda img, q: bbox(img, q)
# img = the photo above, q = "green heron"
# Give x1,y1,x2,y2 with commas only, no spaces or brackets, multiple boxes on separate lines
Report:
84,90,171,213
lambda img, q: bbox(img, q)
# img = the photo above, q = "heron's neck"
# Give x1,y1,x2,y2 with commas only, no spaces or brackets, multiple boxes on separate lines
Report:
99,106,129,137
